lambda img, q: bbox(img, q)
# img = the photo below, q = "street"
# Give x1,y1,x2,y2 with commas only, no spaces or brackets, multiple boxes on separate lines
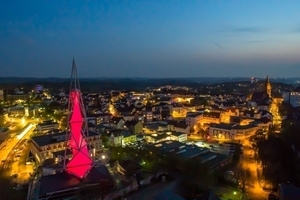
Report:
240,138,268,200
0,122,36,200
187,135,268,200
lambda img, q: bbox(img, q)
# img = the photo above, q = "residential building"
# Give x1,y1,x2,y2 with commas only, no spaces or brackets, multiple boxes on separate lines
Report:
173,123,190,134
242,110,261,119
201,112,221,125
122,131,137,146
110,117,125,129
282,91,300,107
171,104,187,118
109,129,124,147
143,110,153,122
170,131,188,142
36,121,59,133
220,108,240,123
257,103,270,111
125,120,143,134
185,113,202,129
86,113,112,125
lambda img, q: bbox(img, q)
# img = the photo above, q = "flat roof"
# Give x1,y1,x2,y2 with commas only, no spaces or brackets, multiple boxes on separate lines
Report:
38,121,58,126
32,131,99,147
148,141,212,161
39,165,114,198
171,147,209,161
204,154,230,169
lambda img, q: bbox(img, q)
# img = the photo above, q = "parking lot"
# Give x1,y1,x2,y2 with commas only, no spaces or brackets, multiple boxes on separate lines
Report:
186,139,243,156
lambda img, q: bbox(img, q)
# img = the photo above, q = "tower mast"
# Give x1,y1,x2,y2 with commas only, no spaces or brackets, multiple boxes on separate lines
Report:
64,58,94,179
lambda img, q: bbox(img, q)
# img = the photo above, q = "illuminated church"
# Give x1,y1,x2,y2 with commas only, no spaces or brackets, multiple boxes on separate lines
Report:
250,76,272,103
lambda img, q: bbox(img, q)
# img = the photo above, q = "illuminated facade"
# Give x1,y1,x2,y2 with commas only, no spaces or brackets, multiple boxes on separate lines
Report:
64,59,94,179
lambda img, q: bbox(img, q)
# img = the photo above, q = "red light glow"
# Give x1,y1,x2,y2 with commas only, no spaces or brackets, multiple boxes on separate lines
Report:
66,90,93,178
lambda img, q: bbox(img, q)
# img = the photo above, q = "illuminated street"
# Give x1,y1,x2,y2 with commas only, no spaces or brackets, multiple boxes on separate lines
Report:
0,121,36,200
240,138,268,200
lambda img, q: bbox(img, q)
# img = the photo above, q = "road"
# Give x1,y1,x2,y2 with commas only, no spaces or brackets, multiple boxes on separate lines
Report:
240,138,268,200
187,136,268,199
0,123,36,200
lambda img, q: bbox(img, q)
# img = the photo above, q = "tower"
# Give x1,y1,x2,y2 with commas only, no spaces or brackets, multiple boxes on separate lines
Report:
64,58,94,179
265,76,272,97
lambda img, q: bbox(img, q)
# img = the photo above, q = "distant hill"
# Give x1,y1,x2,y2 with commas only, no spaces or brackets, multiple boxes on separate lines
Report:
0,77,298,92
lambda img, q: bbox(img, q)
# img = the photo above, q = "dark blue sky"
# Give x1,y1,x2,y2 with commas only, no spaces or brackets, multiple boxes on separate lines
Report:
1,0,300,78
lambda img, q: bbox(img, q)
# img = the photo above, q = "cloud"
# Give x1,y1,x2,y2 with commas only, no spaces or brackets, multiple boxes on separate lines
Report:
216,26,264,33
245,40,279,43
207,38,224,49
232,27,262,33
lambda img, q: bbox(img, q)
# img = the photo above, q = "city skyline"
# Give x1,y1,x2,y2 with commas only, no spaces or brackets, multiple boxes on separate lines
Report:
1,0,300,77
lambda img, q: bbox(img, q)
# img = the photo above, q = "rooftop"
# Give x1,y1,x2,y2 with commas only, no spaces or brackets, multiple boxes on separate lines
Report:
32,130,99,147
39,165,114,198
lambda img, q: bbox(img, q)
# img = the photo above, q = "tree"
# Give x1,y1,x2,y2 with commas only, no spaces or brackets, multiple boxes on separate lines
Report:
235,167,252,198
101,135,109,148
110,146,125,161
0,115,5,127
60,116,68,130
183,158,212,188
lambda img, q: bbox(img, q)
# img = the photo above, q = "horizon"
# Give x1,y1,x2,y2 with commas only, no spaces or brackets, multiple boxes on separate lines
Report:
0,76,298,79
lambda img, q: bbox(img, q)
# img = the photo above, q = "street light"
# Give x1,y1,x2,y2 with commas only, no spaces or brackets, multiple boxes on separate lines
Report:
101,155,106,159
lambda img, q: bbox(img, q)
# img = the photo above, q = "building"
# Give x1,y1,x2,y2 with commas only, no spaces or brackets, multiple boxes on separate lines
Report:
116,160,141,176
186,113,202,129
5,89,30,102
278,182,300,200
146,131,187,143
173,123,190,134
209,123,258,140
282,91,300,108
122,131,137,146
8,105,25,116
36,121,59,133
30,130,101,164
110,116,125,129
0,90,4,101
201,112,221,125
86,113,112,125
125,120,143,134
147,140,231,172
108,129,124,146
38,166,114,200
250,76,272,103
0,127,9,141
169,131,188,142
0,111,8,126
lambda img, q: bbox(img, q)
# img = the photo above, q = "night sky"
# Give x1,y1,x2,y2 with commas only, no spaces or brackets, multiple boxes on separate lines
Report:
1,0,300,78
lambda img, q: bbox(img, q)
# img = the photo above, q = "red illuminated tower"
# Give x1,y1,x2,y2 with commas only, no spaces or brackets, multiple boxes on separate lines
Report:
64,58,94,179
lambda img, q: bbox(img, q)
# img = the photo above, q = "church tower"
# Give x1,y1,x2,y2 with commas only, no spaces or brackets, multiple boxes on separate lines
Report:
265,76,272,97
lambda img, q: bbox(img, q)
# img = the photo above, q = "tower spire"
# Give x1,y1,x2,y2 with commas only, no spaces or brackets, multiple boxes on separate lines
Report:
265,75,272,97
64,58,94,179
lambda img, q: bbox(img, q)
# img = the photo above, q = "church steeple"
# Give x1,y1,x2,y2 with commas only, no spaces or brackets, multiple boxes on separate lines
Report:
265,76,272,97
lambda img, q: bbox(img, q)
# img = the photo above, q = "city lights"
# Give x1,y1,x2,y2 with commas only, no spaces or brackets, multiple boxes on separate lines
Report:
17,124,33,140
